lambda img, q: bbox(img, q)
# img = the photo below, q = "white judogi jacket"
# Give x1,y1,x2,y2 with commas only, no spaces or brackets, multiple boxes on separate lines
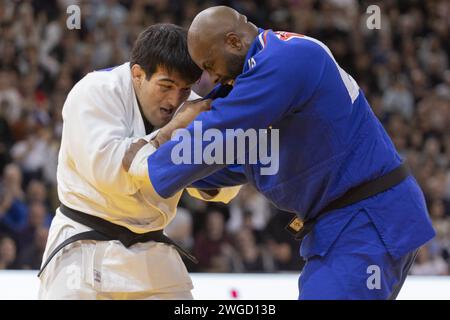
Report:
58,62,239,231
40,62,240,296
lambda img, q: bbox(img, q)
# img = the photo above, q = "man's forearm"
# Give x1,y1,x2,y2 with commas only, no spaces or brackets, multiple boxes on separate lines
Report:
151,98,212,148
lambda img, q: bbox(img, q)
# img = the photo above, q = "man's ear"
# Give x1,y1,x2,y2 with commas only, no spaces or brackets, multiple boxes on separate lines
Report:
225,32,243,51
131,64,146,85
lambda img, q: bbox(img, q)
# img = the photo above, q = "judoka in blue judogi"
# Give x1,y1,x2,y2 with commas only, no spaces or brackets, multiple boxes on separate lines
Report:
134,7,435,299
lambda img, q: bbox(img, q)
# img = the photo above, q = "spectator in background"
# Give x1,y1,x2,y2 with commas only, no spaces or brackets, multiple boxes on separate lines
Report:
10,127,54,185
233,227,275,272
25,179,54,216
17,226,48,270
263,210,305,271
0,100,13,173
0,235,18,269
0,68,23,125
227,185,271,234
166,207,194,251
194,209,238,272
165,207,196,271
410,245,449,276
0,163,27,233
17,202,49,251
382,77,414,120
26,179,48,204
429,199,450,259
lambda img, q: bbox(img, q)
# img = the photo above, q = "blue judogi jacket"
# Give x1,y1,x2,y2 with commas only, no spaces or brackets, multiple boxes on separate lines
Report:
147,29,435,259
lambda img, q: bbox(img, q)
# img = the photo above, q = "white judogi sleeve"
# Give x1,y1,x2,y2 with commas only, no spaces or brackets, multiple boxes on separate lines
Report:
185,186,241,204
127,131,158,185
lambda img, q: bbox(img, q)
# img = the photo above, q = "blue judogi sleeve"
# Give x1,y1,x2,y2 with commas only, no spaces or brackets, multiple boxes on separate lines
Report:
148,31,326,198
189,165,247,189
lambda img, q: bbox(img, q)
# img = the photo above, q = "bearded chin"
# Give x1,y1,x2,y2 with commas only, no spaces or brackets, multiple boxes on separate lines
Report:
226,52,246,80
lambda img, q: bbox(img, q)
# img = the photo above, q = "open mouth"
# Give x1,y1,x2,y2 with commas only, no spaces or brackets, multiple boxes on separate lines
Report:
160,107,174,117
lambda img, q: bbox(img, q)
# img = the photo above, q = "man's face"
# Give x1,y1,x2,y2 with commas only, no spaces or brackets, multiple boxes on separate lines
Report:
188,13,254,86
132,65,194,128
189,40,247,86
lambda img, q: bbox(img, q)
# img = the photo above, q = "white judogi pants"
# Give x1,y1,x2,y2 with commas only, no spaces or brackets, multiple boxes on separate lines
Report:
38,210,193,300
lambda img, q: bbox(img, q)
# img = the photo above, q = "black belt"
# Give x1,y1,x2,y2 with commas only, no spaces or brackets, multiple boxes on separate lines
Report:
285,163,410,240
38,204,198,277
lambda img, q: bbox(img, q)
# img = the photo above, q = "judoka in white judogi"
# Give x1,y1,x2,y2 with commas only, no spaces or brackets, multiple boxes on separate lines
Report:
38,62,240,299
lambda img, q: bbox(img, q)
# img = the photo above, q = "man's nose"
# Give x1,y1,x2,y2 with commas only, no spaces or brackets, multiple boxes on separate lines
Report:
167,90,187,107
206,70,220,84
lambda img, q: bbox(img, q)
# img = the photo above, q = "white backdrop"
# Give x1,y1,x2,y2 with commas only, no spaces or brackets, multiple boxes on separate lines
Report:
0,271,449,300
0,271,450,300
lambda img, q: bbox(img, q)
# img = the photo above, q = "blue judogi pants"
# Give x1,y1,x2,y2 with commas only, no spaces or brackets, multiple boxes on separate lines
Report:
298,210,418,300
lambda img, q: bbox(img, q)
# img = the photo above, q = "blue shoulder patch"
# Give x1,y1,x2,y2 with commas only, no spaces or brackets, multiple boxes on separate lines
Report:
96,66,118,72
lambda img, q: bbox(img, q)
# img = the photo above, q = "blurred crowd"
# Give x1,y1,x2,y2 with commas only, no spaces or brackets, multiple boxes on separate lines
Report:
0,0,449,275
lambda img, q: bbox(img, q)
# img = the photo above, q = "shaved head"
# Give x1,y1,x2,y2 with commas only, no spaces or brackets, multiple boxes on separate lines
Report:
189,6,242,46
188,6,258,85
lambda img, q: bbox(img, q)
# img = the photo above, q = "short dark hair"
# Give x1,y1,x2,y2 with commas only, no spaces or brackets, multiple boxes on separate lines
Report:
130,23,202,83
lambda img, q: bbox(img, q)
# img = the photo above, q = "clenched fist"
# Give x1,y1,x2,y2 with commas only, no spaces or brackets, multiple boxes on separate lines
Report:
152,98,212,148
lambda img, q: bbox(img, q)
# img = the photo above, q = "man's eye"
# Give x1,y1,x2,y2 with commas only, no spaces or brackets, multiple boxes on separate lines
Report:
159,85,172,91
179,88,191,98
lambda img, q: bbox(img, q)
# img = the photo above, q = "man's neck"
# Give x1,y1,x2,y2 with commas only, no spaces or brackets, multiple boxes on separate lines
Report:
244,23,259,49
132,76,155,134
135,94,154,134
